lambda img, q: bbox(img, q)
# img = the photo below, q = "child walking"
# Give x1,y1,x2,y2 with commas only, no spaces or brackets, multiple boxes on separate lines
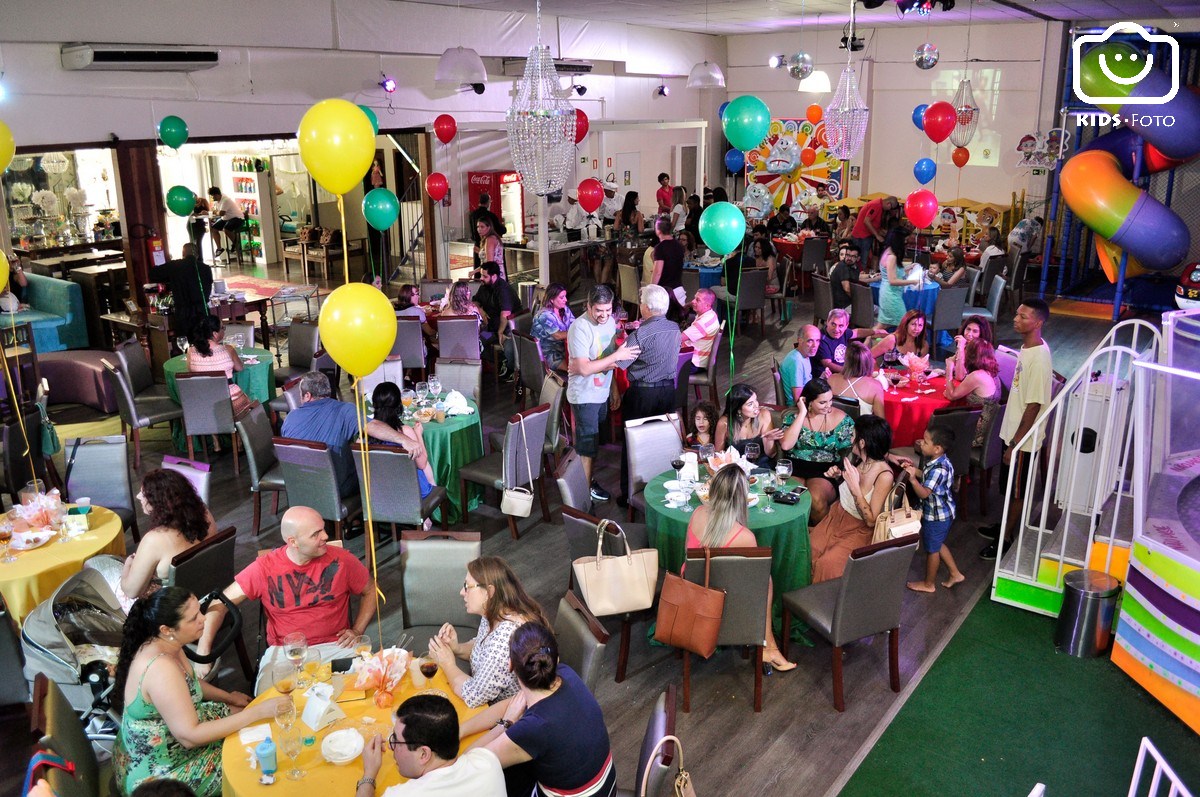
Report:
903,426,965,592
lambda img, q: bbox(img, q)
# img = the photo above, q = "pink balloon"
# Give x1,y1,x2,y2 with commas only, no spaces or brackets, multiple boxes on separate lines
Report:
923,101,956,144
905,189,939,229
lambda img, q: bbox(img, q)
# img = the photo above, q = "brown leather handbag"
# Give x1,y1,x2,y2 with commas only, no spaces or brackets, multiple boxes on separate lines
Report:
653,548,725,659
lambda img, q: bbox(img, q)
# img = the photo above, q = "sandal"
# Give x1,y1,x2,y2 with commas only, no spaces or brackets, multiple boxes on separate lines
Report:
764,651,797,673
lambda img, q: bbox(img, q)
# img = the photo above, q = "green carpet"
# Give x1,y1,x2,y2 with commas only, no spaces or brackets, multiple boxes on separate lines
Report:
840,596,1200,796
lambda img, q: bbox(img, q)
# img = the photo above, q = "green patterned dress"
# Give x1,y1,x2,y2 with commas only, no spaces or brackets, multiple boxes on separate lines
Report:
113,653,230,797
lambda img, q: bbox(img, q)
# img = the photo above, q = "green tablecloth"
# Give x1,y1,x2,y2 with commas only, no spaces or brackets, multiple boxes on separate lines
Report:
405,400,483,524
163,347,276,452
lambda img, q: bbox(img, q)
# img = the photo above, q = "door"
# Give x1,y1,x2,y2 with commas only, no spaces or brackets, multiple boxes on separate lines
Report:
676,144,698,196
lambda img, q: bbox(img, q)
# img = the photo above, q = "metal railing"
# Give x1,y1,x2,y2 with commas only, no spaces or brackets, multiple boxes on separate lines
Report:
1127,737,1195,797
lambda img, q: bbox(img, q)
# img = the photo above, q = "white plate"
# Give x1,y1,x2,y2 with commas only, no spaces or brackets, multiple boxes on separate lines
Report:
747,494,760,507
663,479,682,491
11,531,53,550
664,491,690,506
321,728,364,765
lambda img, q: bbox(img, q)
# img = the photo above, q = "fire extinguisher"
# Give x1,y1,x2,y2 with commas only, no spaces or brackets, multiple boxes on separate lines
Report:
146,235,167,268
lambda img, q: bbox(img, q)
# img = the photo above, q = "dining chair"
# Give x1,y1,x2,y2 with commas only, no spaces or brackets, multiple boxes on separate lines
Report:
222,321,256,349
31,675,113,797
850,281,875,328
459,403,551,540
613,686,678,797
555,447,592,514
392,315,427,381
513,331,546,409
625,413,684,521
433,357,482,403
0,594,27,708
274,320,320,388
62,435,139,542
765,257,794,324
968,274,1007,325
357,359,406,400
272,437,362,541
800,236,829,293
101,359,182,471
419,279,453,304
969,398,1007,514
978,250,1006,306
924,405,982,488
491,371,567,474
1008,251,1036,308
680,269,700,303
994,344,1019,395
267,374,304,430
493,310,530,387
174,371,242,474
162,454,211,505
618,263,640,314
780,534,920,711
770,357,786,407
235,402,286,535
688,321,724,406
930,286,969,355
730,268,769,336
678,547,773,712
963,266,982,306
812,275,833,326
397,529,481,654
434,315,482,360
672,350,693,419
352,444,450,567
830,395,861,420
554,590,610,694
114,336,169,400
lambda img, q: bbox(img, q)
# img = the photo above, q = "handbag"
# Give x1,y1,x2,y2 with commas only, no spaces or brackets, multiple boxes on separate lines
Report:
639,735,697,797
499,413,535,518
871,484,923,544
653,548,725,659
571,519,659,616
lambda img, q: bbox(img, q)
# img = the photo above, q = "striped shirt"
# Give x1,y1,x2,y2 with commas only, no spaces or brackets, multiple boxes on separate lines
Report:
624,315,682,384
682,308,720,367
921,454,956,522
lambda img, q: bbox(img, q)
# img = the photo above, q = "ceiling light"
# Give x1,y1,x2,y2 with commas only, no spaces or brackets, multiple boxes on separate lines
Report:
687,61,726,90
379,75,397,93
435,46,487,91
768,54,786,69
895,0,934,15
656,84,670,97
797,70,832,93
571,81,587,96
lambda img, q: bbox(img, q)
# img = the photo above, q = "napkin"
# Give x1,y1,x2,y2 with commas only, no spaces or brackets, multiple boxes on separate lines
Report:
239,724,272,745
901,396,919,403
442,389,475,416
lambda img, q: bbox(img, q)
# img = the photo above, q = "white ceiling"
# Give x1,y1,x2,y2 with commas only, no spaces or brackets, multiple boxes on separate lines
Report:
408,0,1194,35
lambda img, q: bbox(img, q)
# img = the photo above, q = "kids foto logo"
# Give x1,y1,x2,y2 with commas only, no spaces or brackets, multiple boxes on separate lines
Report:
1072,22,1180,107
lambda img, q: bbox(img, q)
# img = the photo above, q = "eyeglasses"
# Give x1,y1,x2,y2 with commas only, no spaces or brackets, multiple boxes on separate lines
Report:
387,733,420,752
463,581,487,592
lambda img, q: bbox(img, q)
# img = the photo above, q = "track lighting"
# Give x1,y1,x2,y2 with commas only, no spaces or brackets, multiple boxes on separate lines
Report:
379,75,397,93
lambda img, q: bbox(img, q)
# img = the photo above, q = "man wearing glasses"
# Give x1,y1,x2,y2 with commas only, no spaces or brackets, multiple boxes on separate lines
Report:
357,694,505,795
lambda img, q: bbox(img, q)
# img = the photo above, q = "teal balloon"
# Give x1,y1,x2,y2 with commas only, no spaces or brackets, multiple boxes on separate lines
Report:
158,115,189,149
362,188,400,231
698,201,746,256
357,104,379,135
913,157,936,185
166,185,196,217
722,96,771,152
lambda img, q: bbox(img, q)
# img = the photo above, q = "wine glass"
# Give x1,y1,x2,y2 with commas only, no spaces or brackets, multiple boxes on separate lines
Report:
232,333,246,353
427,376,442,400
415,381,429,406
0,522,13,564
775,458,793,489
296,651,318,690
761,474,778,513
743,442,761,464
274,698,296,732
270,662,297,697
671,457,685,483
282,633,307,671
280,729,305,780
401,390,416,419
888,373,902,395
678,479,695,514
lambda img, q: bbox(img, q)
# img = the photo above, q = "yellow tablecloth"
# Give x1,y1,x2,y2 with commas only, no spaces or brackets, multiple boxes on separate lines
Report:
0,506,125,624
221,670,484,796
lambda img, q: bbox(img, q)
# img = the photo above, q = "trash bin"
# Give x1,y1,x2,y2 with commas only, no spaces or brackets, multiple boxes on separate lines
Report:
1054,569,1121,658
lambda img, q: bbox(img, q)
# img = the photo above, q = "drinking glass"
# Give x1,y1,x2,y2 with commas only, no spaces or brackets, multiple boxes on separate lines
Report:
274,699,296,731
352,635,372,657
296,652,318,690
678,479,695,514
401,390,416,419
280,729,305,780
419,657,439,680
889,374,902,395
775,458,793,487
0,523,13,563
427,376,442,399
270,662,297,697
743,443,760,464
699,444,715,466
232,333,246,352
670,457,685,482
415,381,429,406
282,633,307,670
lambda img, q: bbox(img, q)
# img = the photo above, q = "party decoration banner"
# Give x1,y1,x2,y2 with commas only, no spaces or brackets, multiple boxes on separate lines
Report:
744,118,845,213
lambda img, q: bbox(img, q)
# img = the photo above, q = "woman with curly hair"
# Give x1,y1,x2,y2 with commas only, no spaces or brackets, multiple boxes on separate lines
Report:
446,280,481,320
686,400,720,449
943,338,1002,447
116,469,216,612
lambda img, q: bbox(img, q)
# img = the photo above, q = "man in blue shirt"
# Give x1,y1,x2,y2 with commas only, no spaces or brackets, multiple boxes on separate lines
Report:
780,324,821,406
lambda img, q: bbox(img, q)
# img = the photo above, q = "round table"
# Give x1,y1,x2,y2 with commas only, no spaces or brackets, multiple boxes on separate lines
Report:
221,669,483,796
880,373,953,447
930,249,982,265
683,263,724,289
164,347,276,452
871,281,940,320
409,399,483,524
0,506,124,624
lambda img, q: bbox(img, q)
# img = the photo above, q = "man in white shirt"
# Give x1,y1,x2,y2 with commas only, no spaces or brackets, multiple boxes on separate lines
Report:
600,181,621,224
681,288,720,370
358,694,505,796
207,186,245,263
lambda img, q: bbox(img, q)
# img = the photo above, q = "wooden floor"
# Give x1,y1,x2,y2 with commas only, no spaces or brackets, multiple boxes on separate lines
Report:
27,258,1146,796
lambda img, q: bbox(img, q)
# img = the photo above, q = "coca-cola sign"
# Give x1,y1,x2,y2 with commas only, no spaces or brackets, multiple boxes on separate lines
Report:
469,174,492,185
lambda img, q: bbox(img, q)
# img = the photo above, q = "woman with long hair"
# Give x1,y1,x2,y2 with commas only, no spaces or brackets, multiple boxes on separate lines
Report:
834,205,855,240
614,191,645,235
877,226,919,328
428,556,549,708
808,415,898,582
893,309,930,358
530,282,574,372
116,470,217,611
475,217,505,279
684,194,703,243
715,383,783,466
676,229,698,258
686,466,796,671
369,382,436,498
944,338,1003,447
946,315,995,381
753,237,779,290
112,587,287,797
686,400,719,449
669,185,688,233
930,246,966,287
447,280,481,320
828,341,885,418
779,377,856,524
186,316,251,418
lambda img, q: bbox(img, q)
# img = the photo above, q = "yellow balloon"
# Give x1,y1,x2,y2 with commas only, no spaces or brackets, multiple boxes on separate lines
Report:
0,251,9,293
297,99,376,196
0,121,14,173
318,283,396,378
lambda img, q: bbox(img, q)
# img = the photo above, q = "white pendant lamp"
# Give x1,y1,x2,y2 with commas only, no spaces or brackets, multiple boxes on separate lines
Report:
687,61,726,89
797,71,831,93
435,46,487,90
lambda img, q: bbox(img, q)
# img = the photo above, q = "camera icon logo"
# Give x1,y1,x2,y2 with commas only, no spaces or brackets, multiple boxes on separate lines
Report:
1072,22,1179,106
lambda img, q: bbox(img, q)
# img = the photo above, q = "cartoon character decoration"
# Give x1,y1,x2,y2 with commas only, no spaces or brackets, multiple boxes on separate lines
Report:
1016,129,1072,170
1176,263,1200,310
789,187,813,216
764,134,802,175
965,206,1001,248
1007,215,1044,255
938,208,962,244
742,182,773,220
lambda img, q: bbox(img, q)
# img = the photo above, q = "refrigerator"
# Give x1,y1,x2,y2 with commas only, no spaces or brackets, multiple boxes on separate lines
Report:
467,170,525,242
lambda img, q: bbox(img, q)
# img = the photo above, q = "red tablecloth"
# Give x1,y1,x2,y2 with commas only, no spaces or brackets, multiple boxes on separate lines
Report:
929,250,982,265
773,237,806,262
881,373,952,447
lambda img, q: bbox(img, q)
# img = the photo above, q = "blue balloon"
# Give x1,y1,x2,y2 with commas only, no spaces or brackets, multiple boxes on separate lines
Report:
912,103,929,131
913,157,937,185
718,101,730,120
724,148,745,173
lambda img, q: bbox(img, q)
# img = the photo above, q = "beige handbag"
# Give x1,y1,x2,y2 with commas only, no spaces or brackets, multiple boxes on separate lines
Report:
871,484,923,544
500,413,535,518
639,734,697,797
572,519,659,617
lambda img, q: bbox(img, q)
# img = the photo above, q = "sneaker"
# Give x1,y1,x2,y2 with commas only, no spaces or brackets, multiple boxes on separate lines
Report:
590,482,611,502
979,539,1012,560
214,247,226,256
978,523,1001,540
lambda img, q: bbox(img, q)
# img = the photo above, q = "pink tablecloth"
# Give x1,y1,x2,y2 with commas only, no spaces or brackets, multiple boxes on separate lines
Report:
881,374,953,447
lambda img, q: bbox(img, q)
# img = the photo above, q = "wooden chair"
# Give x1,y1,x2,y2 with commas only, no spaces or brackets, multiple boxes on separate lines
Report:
62,435,139,542
625,413,684,521
490,371,567,475
770,357,786,406
162,454,211,505
274,320,321,388
222,320,256,349
392,316,427,381
235,402,286,535
433,357,482,403
352,444,450,568
513,331,546,409
612,686,678,797
435,315,482,360
766,257,794,324
555,447,591,514
101,358,181,471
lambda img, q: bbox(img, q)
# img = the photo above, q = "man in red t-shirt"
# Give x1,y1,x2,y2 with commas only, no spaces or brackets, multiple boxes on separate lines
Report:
655,172,672,215
200,505,377,692
850,195,898,268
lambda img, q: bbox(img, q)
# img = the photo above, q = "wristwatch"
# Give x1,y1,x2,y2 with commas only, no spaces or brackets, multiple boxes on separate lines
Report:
495,718,513,729
356,777,376,791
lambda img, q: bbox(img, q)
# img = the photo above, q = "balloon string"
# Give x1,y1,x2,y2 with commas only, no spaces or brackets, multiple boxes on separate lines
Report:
723,252,739,393
354,379,386,644
0,312,38,487
338,195,349,285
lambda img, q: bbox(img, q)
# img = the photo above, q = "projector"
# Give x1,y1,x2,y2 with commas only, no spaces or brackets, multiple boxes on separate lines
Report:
840,36,865,52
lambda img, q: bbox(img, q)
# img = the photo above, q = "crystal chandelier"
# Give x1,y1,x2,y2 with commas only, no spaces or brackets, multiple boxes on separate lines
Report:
506,0,575,196
40,152,71,174
949,79,979,147
823,1,869,161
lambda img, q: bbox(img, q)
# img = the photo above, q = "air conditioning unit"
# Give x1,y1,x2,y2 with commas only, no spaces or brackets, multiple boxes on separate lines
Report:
61,44,220,72
502,58,593,77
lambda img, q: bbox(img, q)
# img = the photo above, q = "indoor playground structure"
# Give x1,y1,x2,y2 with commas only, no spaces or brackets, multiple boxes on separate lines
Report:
1040,27,1200,321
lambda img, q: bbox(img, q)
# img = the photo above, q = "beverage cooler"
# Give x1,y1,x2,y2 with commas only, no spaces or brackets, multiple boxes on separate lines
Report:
467,171,525,242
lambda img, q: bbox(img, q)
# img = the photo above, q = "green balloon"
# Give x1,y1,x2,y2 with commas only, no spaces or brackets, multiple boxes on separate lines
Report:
357,104,380,135
166,185,196,217
722,96,771,153
698,201,746,256
158,115,189,149
362,188,400,231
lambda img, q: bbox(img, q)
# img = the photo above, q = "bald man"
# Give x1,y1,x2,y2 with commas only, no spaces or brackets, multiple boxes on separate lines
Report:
199,506,377,692
780,324,822,406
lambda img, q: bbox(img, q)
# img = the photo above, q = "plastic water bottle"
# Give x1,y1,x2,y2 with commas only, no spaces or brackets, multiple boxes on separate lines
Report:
256,738,277,776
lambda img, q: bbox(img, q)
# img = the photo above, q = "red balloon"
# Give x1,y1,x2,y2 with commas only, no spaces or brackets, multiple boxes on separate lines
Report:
574,110,589,145
425,172,449,202
923,101,956,144
433,114,457,145
952,147,970,168
805,104,823,125
905,189,939,229
577,178,604,214
800,147,817,167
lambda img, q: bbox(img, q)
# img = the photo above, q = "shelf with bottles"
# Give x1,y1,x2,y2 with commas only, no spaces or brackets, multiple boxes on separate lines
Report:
232,177,258,196
230,156,263,173
236,198,261,218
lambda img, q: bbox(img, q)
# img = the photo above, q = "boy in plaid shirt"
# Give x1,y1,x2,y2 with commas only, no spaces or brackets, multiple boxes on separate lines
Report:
902,426,965,593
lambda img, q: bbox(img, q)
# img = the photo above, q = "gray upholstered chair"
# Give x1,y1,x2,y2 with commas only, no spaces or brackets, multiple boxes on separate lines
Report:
931,286,969,354
672,351,693,419
267,374,304,428
0,594,26,707
780,534,920,712
166,526,255,679
924,405,982,487
162,454,211,505
235,403,287,534
963,266,982,306
513,311,535,335
625,413,684,521
994,343,1019,394
460,403,551,540
688,321,724,406
729,268,769,336
114,336,169,400
554,591,610,693
801,235,828,283
680,547,773,712
222,320,256,349
680,269,700,303
435,315,481,360
392,316,426,380
969,398,1008,514
850,281,875,328
770,357,786,407
272,437,361,541
613,685,678,797
969,274,1007,324
766,256,794,323
618,262,640,313
490,372,567,473
830,396,861,420
62,435,139,542
419,279,453,304
174,371,242,474
433,357,482,403
357,359,406,400
353,444,449,563
275,320,320,387
555,447,591,514
812,274,833,326
513,331,546,409
398,530,481,654
32,675,115,797
101,359,182,471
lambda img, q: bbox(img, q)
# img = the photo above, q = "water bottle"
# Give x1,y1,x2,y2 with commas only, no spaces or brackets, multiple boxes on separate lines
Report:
256,737,277,776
